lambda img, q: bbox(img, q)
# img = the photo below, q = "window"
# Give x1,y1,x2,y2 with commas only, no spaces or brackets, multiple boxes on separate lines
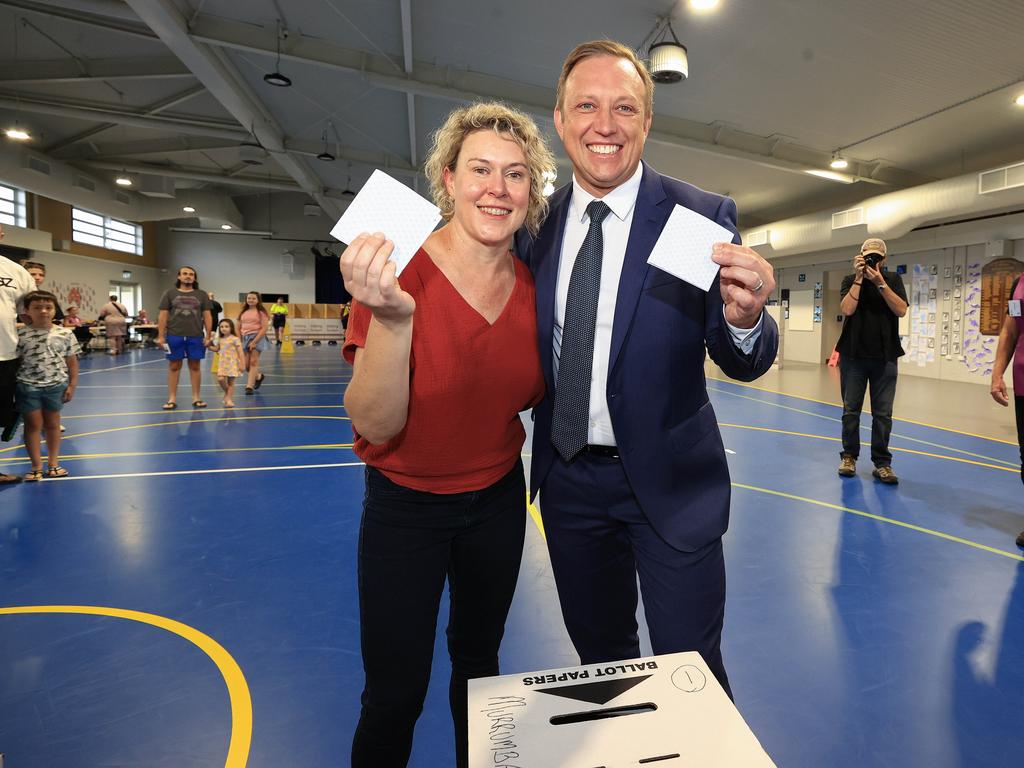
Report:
72,207,143,255
0,183,27,227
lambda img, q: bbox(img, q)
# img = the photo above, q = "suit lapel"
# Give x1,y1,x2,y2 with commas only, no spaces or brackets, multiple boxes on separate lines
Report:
535,184,572,386
608,163,670,371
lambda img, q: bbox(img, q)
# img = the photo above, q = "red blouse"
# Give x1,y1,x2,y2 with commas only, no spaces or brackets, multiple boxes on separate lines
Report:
343,248,544,493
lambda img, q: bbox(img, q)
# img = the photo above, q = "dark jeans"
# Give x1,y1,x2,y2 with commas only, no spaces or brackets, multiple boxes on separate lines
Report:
351,460,526,768
1015,396,1024,486
840,357,898,466
0,357,18,439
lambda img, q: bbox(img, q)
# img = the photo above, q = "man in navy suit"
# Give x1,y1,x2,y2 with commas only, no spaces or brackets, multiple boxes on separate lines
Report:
517,40,779,695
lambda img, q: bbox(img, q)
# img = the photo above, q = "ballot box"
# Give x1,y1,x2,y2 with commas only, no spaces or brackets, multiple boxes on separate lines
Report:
468,651,776,768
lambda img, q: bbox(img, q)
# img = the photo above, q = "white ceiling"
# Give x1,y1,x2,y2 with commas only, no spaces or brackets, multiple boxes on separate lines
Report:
1,0,1023,228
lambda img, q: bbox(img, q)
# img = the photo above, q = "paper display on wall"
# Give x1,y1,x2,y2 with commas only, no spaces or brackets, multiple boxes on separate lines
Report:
787,289,814,331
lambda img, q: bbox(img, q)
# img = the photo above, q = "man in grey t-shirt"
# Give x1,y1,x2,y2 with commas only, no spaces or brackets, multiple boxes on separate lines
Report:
156,265,212,409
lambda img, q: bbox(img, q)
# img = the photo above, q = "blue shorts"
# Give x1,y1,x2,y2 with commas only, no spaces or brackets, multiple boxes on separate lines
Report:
15,381,68,413
166,334,207,361
242,333,269,353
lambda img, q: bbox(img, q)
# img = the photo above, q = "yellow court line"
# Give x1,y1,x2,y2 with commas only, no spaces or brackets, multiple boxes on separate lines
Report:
731,482,1024,562
61,405,347,420
0,415,351,454
527,494,545,540
0,605,251,767
707,374,1017,446
0,443,355,467
717,423,1019,472
709,385,1019,465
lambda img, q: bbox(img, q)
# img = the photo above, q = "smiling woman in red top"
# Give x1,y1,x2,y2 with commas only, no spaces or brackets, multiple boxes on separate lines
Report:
341,102,552,768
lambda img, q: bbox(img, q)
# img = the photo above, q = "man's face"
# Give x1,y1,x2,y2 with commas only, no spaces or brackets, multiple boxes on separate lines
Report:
554,55,652,198
177,267,196,286
26,300,55,327
27,266,45,287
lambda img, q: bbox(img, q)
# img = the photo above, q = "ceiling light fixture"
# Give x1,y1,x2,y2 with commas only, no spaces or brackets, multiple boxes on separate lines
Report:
829,152,849,170
317,125,335,161
340,162,356,198
5,125,31,141
221,223,232,230
182,205,196,213
647,18,689,83
115,173,133,187
263,20,292,87
689,0,720,11
1015,93,1024,107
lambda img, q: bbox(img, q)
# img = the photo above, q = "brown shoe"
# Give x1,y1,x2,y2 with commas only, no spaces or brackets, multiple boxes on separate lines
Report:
872,465,899,484
838,455,856,477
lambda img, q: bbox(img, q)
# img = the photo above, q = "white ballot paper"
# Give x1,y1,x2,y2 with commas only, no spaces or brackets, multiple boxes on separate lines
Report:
646,204,734,292
329,169,441,276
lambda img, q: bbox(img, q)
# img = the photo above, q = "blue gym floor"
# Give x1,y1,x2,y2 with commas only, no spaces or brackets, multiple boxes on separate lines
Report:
1,346,1021,767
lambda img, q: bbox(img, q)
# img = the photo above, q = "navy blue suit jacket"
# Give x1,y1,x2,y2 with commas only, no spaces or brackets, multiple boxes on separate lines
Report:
516,162,779,552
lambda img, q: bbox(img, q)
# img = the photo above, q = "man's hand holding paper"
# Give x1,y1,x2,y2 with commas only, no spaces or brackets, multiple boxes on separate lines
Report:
645,204,774,329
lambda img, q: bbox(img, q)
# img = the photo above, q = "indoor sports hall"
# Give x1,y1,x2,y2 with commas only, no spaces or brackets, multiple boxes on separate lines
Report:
1,1,1024,767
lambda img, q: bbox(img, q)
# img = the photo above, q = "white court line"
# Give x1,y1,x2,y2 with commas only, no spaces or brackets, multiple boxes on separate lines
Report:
75,382,350,388
725,449,736,454
48,461,365,482
77,358,168,376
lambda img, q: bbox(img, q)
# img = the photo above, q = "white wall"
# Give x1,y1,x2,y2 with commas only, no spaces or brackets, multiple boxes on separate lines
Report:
776,266,825,363
155,192,338,303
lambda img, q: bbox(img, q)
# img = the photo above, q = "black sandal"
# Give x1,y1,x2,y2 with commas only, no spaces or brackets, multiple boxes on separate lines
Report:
192,400,207,408
254,373,265,390
162,401,177,410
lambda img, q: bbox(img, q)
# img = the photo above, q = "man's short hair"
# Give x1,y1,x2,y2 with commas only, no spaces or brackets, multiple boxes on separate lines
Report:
555,39,655,118
24,290,58,309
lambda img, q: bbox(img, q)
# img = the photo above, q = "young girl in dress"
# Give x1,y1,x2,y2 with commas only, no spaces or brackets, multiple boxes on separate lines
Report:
212,319,244,407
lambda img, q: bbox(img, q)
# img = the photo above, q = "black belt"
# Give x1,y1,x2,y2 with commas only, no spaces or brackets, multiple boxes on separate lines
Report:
582,444,620,459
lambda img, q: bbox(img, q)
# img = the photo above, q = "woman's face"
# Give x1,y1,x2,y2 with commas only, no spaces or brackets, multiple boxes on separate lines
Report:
246,293,259,306
443,130,531,249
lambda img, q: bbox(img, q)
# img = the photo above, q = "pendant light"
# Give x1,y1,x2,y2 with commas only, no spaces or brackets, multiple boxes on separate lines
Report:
263,20,292,87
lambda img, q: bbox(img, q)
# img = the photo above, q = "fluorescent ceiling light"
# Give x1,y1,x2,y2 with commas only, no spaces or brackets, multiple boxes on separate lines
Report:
5,126,31,141
221,224,232,230
806,169,855,184
115,175,133,186
182,206,196,213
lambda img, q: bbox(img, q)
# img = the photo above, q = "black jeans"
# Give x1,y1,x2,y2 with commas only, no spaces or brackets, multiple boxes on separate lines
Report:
351,460,526,768
840,357,898,466
0,357,19,439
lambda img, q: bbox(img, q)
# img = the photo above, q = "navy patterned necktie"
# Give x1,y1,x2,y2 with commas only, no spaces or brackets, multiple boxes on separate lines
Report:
551,200,612,462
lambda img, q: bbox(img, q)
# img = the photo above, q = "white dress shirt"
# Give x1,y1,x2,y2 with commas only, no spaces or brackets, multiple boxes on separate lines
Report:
553,165,762,447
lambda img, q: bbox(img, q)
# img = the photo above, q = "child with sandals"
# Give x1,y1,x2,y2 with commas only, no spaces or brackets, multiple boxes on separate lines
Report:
15,290,79,480
211,319,245,408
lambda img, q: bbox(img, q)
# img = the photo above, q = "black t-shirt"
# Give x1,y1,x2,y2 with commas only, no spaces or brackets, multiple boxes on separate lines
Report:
838,270,908,361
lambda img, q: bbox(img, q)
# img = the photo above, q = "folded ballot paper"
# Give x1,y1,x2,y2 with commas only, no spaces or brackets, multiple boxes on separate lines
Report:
468,651,776,768
329,169,441,276
646,204,734,292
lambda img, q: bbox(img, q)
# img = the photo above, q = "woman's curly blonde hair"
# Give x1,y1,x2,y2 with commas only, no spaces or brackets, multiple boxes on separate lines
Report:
424,102,555,237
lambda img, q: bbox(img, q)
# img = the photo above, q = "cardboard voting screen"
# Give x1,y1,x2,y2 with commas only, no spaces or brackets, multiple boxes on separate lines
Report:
468,651,776,768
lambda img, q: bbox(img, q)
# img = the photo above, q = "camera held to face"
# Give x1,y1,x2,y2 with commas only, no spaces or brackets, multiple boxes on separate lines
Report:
863,252,882,269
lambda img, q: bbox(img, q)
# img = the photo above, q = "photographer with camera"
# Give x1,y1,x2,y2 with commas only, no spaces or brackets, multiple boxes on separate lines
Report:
835,238,908,483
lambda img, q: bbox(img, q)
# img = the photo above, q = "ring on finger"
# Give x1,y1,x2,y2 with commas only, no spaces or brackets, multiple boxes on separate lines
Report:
752,277,765,293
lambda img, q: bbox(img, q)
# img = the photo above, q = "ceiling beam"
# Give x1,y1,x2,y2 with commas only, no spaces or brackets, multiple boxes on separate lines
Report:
0,56,193,84
125,0,339,219
0,0,156,39
79,159,303,192
0,92,248,140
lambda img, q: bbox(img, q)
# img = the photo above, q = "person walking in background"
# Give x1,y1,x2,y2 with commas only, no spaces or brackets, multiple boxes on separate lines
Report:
15,290,79,480
98,294,129,355
989,272,1024,550
515,40,778,697
269,297,288,344
155,265,213,410
836,238,908,483
1,225,35,478
211,319,244,408
238,291,270,395
341,101,551,768
208,292,223,329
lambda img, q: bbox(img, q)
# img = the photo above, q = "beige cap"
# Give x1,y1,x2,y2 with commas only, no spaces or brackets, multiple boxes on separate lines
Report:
860,237,887,257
